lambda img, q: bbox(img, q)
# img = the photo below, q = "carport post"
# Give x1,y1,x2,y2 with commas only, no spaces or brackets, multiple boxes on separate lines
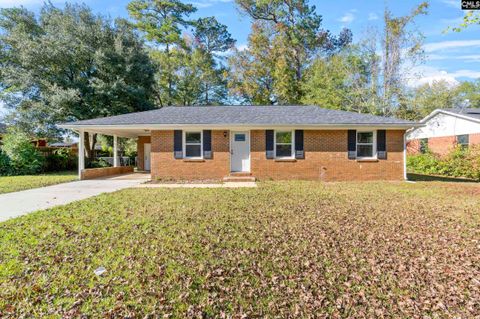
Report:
113,134,118,167
78,129,85,179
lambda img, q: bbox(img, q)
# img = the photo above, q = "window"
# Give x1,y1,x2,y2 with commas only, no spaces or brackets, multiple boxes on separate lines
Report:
234,133,246,142
457,134,469,149
356,131,376,158
420,138,428,154
275,131,294,158
184,131,202,158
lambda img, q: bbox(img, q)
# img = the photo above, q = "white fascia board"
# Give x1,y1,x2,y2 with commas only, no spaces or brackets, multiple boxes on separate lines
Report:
421,109,480,124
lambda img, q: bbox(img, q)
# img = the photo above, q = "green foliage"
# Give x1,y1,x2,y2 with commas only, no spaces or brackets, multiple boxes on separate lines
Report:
0,4,156,138
407,146,480,180
229,0,352,104
44,148,77,172
0,149,13,176
1,129,44,175
449,11,480,32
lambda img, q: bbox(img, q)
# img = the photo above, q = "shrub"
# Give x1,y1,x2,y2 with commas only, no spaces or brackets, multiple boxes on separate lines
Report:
44,148,77,172
407,145,480,180
0,149,13,176
1,129,44,175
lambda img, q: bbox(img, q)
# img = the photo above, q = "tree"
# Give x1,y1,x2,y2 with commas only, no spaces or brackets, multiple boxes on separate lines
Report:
457,79,480,108
1,128,44,175
301,47,379,114
0,4,157,158
230,0,351,104
408,80,462,119
128,0,196,106
381,2,429,115
450,11,480,32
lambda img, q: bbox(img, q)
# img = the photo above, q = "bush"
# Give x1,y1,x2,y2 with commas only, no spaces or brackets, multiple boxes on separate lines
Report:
44,148,77,172
1,129,44,175
0,149,13,176
407,145,480,180
86,158,111,168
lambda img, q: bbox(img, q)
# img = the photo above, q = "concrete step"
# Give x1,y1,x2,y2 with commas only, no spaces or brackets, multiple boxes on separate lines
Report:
229,172,253,177
223,175,256,182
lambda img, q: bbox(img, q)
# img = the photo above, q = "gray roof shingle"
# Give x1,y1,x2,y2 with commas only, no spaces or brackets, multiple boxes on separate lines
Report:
443,108,480,121
61,105,417,127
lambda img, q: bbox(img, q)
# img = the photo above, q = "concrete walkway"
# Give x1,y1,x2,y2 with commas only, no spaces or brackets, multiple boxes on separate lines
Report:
135,182,257,188
0,173,150,223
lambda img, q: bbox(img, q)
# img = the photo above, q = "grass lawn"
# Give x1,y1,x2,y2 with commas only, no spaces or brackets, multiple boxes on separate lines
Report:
0,181,479,317
0,171,77,194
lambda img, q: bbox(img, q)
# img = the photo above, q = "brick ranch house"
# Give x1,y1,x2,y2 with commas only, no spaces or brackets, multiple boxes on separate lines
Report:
407,108,480,155
60,105,420,181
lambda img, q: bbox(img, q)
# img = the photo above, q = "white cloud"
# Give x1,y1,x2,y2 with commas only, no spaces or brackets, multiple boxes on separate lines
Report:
339,11,355,24
428,54,480,62
441,0,459,8
0,0,40,6
424,40,480,52
368,12,378,21
188,0,233,8
408,65,480,87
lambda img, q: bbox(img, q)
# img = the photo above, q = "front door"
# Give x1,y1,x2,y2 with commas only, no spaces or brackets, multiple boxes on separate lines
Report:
230,131,250,172
144,143,151,171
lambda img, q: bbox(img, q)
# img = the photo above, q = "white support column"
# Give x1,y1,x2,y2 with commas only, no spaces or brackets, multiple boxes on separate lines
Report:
113,134,119,167
78,129,85,179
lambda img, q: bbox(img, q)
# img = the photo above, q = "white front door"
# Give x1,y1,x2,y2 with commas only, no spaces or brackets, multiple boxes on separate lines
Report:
144,143,151,171
230,131,250,172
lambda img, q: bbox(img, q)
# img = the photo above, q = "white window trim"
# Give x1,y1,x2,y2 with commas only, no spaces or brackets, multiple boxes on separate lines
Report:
356,130,377,159
274,130,295,159
183,131,203,159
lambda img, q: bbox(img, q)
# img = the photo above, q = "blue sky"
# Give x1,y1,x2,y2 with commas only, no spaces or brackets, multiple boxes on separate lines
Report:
0,0,479,115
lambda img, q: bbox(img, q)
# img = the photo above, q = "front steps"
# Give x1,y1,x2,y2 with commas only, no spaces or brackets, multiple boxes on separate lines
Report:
223,172,256,182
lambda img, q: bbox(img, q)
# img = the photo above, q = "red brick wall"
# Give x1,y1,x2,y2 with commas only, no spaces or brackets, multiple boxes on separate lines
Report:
137,136,151,171
81,166,134,180
149,129,406,181
408,133,480,156
251,130,405,181
151,130,230,180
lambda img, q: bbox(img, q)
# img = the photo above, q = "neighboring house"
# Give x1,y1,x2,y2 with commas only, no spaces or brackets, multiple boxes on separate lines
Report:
407,108,480,155
60,105,420,181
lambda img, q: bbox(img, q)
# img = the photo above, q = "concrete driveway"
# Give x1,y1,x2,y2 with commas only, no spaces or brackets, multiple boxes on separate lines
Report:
0,173,150,223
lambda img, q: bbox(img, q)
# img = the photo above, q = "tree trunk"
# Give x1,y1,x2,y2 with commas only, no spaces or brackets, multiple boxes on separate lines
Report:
84,132,97,159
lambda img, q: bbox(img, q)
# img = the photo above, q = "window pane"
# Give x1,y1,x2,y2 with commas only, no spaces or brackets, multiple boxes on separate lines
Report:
357,132,373,143
234,134,246,142
186,132,201,143
186,145,201,157
276,144,292,157
357,145,373,157
276,131,292,144
457,134,469,145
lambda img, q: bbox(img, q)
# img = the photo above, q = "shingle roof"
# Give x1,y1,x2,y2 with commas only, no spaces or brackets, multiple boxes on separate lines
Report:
61,105,417,127
443,108,480,121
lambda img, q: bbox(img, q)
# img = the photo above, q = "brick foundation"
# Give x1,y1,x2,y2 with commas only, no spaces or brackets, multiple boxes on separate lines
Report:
81,166,134,180
149,129,406,181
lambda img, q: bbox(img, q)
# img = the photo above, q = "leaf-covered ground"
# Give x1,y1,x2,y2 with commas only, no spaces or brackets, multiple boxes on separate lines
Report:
0,171,77,194
0,181,479,318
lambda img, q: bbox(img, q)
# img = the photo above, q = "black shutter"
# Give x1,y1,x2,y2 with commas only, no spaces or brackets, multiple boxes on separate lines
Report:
174,130,183,159
377,130,387,159
348,130,356,159
203,130,212,159
295,130,304,159
265,130,274,159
